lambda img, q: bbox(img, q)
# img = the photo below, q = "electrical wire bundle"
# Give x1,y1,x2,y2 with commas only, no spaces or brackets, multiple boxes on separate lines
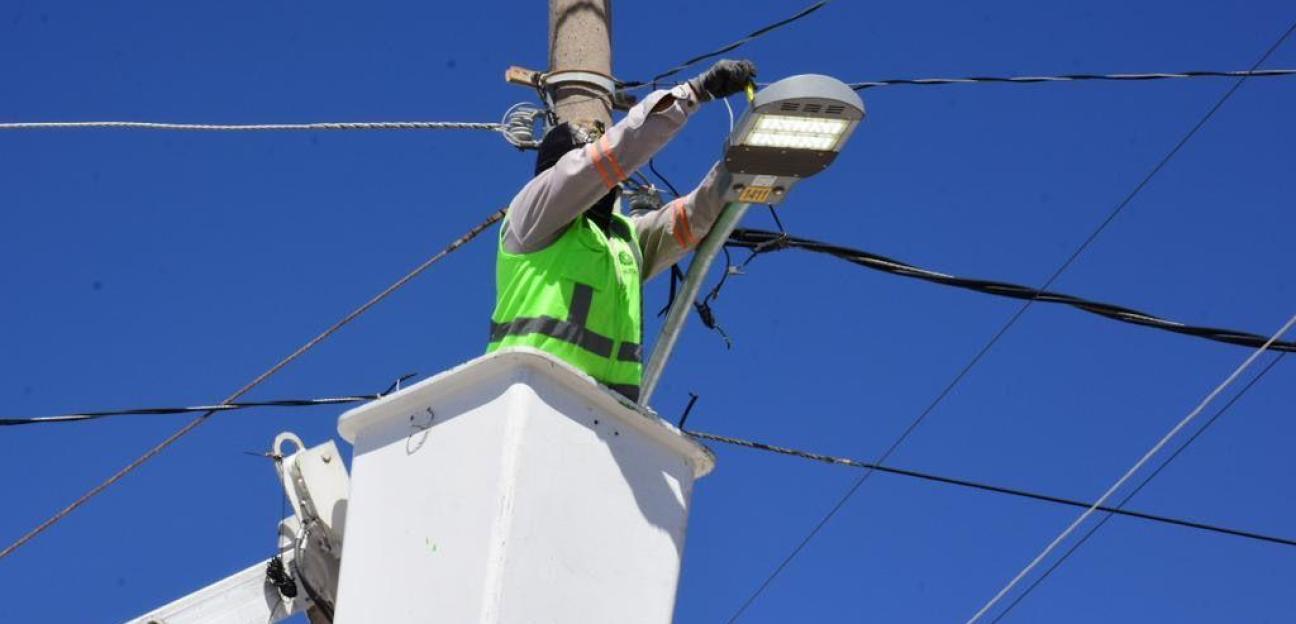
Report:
728,227,1296,354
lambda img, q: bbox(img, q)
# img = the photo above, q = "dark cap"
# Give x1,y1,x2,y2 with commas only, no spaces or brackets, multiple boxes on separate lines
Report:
534,121,603,175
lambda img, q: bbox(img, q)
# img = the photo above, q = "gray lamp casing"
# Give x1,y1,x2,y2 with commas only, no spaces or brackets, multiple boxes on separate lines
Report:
721,74,866,205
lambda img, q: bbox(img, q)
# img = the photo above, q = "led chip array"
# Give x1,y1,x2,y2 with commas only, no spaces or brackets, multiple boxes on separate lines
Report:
739,114,849,151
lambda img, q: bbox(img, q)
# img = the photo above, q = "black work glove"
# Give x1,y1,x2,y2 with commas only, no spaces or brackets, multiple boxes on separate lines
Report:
687,59,757,102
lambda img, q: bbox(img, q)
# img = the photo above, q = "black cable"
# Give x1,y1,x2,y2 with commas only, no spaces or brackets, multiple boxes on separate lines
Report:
0,396,379,427
2,373,417,427
651,170,751,346
722,19,1296,621
702,245,737,305
693,246,737,349
689,430,1296,549
735,207,791,271
20,382,1294,550
988,352,1287,623
727,227,1296,354
381,372,419,396
621,1,831,89
658,264,687,318
766,204,787,234
849,68,1296,91
648,158,682,198
678,392,700,429
2,372,422,427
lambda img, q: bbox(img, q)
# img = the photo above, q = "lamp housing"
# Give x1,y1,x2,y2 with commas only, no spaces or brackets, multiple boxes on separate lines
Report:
722,74,865,205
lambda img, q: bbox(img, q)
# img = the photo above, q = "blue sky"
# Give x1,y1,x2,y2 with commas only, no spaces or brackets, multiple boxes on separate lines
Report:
3,1,1294,621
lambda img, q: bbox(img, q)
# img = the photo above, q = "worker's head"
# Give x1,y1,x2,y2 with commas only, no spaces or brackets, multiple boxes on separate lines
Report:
534,120,620,231
534,121,604,175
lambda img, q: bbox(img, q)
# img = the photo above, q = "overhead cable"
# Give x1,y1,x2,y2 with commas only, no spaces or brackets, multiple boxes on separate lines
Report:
12,383,1293,550
967,310,1296,623
0,120,504,132
689,430,1296,549
728,227,1296,353
847,68,1296,91
620,0,830,89
0,208,505,562
0,396,377,427
990,352,1287,623
723,19,1296,622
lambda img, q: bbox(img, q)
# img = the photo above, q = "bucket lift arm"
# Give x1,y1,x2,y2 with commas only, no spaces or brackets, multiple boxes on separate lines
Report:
127,432,349,624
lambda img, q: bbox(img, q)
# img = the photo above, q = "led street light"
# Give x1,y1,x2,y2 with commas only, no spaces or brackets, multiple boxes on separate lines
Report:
722,74,865,205
741,115,850,151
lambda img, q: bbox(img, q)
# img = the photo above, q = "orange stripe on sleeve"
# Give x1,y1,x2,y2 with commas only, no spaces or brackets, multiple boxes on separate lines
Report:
667,200,690,248
599,136,628,182
674,200,698,247
586,143,616,190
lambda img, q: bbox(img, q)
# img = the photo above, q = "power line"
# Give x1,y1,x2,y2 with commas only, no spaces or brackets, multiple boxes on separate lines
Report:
25,67,1274,137
989,351,1287,623
0,208,505,562
0,117,546,148
0,396,378,427
0,373,419,427
543,65,1295,119
620,0,831,89
0,120,503,132
12,382,1294,550
723,19,1296,622
728,228,1296,353
847,68,1296,91
689,430,1296,549
967,310,1296,623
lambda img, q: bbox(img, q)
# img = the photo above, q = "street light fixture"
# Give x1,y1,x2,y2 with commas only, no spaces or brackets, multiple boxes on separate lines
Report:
722,74,866,205
640,75,865,405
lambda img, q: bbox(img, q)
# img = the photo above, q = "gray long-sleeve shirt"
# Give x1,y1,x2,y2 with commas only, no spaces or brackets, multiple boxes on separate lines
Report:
503,84,731,280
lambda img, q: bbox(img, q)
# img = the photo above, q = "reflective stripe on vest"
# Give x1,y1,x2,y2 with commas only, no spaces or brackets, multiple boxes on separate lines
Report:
617,341,642,363
606,383,640,402
489,284,616,358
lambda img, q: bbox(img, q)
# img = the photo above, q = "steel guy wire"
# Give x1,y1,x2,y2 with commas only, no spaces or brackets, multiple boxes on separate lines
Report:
689,430,1296,549
0,120,504,132
723,18,1296,622
728,228,1296,353
967,311,1296,623
0,207,506,562
846,68,1296,90
989,351,1287,623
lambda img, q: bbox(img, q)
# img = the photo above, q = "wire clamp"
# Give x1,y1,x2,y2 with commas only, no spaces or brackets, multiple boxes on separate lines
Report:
505,65,637,122
541,69,638,111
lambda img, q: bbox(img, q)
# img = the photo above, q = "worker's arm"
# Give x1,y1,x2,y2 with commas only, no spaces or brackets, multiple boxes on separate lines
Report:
503,84,701,253
504,59,757,253
632,163,733,280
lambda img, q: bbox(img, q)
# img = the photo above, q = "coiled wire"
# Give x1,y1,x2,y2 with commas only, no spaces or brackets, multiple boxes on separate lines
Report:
500,102,545,150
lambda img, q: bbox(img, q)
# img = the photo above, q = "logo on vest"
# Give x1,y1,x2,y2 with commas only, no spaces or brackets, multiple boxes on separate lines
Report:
618,250,634,266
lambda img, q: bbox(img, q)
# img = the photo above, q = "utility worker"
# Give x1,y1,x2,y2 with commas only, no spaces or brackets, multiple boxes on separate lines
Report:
488,59,758,402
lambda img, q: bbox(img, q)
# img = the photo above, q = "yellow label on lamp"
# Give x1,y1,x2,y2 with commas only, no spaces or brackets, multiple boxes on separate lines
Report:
739,186,774,203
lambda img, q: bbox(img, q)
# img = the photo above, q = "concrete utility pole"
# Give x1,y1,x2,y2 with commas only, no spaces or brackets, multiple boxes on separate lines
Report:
548,0,614,129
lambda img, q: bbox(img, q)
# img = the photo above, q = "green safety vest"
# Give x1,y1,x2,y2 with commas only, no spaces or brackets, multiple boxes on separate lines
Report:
488,212,644,401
